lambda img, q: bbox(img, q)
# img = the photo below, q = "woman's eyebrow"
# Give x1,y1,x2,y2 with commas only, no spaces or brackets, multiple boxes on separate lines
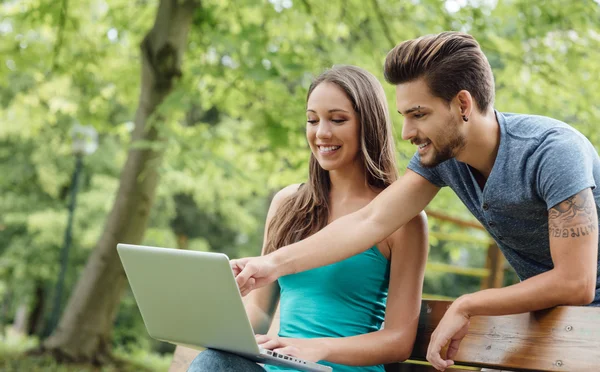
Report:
306,108,350,113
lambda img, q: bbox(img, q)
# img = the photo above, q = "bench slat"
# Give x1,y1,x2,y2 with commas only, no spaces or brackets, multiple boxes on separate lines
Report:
169,300,600,372
169,346,201,372
385,363,478,372
406,301,600,371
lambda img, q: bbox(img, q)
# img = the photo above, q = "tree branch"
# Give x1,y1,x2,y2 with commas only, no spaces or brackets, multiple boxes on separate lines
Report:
370,0,395,49
299,0,333,66
425,209,485,231
52,0,69,70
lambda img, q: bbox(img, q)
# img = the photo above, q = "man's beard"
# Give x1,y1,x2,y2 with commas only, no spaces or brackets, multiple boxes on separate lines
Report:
421,115,466,168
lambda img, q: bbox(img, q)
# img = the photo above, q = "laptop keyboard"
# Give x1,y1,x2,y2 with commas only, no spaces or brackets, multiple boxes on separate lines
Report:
265,349,307,364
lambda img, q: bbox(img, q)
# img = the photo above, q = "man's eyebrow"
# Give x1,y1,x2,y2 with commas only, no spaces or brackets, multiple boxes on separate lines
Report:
398,105,424,116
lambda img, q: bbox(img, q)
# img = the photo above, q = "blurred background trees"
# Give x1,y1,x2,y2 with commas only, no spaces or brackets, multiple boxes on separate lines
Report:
1,0,599,369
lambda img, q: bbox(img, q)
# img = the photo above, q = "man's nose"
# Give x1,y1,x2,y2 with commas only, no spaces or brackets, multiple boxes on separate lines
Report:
401,120,416,141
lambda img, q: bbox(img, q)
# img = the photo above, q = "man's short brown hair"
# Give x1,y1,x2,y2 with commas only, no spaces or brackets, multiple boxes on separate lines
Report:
384,32,495,112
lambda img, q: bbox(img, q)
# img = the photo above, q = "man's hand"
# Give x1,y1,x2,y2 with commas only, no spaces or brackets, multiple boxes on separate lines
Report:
426,298,471,371
231,255,280,296
255,334,329,362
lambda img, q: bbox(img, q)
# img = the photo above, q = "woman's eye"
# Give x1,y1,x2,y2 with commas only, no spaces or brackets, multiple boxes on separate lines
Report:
307,119,318,124
332,119,347,124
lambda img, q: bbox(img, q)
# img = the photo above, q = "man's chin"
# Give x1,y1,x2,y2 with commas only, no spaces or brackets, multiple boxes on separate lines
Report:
419,160,437,168
420,154,452,168
419,153,436,168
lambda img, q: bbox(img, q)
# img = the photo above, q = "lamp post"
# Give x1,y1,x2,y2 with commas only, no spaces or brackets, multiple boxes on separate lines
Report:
46,124,98,336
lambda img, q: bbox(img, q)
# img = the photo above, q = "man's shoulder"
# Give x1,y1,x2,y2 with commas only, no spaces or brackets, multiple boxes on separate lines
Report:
501,112,576,140
500,112,592,156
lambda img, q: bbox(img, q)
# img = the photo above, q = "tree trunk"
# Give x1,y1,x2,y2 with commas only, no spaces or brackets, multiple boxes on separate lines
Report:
42,0,200,364
18,281,47,336
176,234,189,250
13,303,29,335
27,282,46,336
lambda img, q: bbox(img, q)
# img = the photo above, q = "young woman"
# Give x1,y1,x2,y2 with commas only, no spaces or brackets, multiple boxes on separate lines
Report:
188,65,428,372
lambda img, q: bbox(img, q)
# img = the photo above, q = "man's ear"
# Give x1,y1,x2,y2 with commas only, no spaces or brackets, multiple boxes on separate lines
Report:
456,90,473,121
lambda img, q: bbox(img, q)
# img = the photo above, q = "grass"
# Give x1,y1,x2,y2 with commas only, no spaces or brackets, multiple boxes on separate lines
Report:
0,327,172,372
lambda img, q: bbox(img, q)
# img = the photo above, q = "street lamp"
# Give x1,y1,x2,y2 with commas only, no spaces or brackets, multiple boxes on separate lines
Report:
46,124,98,336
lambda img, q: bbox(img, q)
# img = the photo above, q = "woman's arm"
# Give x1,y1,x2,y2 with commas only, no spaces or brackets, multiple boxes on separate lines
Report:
320,211,429,365
259,212,429,365
244,184,302,334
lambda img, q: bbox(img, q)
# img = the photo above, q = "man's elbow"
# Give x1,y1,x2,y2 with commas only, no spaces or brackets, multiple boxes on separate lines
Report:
574,280,596,305
562,277,596,306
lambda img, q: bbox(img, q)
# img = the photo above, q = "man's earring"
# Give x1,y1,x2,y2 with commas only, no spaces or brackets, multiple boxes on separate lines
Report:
462,115,469,122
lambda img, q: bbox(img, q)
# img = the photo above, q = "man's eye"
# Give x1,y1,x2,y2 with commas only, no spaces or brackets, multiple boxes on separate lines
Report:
414,113,425,119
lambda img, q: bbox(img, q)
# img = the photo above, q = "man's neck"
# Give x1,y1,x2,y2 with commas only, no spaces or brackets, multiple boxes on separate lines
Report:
456,109,501,180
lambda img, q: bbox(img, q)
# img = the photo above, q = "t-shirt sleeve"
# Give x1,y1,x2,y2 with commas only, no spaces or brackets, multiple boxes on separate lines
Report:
407,152,447,187
535,129,597,209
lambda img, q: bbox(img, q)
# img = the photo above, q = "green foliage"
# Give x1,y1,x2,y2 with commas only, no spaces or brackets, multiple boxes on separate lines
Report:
1,0,600,364
0,329,171,371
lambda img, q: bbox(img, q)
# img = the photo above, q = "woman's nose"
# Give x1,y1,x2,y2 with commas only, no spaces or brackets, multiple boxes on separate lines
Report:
316,120,333,139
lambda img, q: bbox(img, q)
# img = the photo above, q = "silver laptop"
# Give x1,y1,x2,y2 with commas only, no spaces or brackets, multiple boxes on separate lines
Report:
117,243,332,372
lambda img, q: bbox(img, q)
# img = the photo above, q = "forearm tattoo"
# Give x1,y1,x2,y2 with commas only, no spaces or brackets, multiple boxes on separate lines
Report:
549,189,598,239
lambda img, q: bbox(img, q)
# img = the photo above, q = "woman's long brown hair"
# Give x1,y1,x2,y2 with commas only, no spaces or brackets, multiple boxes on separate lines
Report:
265,65,399,254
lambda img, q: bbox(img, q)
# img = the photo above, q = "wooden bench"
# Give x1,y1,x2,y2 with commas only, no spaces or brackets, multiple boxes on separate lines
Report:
170,300,600,371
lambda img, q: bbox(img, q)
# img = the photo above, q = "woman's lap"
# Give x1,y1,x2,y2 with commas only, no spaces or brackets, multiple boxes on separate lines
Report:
187,349,266,372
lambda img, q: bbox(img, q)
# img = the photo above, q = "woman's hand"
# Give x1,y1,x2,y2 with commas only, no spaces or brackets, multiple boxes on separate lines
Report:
255,334,329,362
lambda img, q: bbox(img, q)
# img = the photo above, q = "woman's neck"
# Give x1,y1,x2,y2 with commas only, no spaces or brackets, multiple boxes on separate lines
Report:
328,160,375,201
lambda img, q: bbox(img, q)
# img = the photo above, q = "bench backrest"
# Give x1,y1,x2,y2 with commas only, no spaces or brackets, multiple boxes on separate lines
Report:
399,300,600,371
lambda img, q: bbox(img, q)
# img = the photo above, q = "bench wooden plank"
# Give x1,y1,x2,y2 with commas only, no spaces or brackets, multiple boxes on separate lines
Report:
169,346,201,372
168,347,479,372
169,300,600,371
403,301,600,371
385,363,477,372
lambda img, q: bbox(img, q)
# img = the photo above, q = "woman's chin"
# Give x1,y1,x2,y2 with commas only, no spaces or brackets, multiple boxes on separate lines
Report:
316,160,342,171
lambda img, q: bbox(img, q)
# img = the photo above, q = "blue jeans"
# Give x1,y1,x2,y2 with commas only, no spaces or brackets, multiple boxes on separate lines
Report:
187,349,266,372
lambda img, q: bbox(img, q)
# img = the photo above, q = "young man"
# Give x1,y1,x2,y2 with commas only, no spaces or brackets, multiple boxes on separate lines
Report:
232,32,600,371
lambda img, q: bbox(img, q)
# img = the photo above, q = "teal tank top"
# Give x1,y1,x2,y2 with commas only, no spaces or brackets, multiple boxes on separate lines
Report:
264,246,390,372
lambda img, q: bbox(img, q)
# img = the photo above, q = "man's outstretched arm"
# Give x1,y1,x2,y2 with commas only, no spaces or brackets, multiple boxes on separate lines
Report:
233,170,440,294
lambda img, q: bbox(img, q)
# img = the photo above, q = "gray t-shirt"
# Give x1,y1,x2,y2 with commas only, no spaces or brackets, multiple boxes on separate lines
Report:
408,111,600,306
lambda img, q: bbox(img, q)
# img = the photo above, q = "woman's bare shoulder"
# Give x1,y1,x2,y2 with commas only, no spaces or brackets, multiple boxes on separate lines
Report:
270,183,304,208
387,211,428,253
